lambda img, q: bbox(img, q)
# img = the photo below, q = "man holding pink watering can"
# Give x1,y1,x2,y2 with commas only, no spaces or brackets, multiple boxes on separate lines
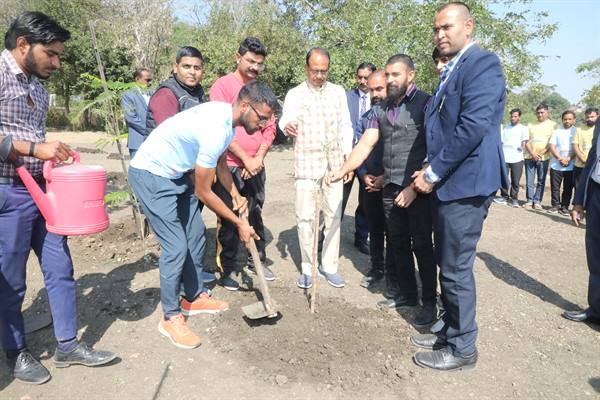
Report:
0,13,116,385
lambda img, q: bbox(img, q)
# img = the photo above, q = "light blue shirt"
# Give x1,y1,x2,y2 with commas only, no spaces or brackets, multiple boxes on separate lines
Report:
502,122,528,164
130,102,235,178
549,126,576,172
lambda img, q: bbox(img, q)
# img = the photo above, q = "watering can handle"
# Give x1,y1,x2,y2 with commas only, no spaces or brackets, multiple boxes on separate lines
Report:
43,151,80,182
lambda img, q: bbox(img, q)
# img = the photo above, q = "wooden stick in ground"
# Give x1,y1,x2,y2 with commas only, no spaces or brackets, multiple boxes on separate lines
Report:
88,21,142,237
310,180,322,313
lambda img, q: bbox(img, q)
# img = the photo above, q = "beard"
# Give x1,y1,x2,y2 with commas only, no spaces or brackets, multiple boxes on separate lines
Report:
386,83,407,105
240,111,260,134
371,96,383,106
587,120,596,127
25,49,50,79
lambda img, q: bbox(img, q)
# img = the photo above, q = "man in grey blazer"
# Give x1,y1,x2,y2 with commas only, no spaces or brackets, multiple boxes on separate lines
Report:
121,67,153,158
563,119,600,324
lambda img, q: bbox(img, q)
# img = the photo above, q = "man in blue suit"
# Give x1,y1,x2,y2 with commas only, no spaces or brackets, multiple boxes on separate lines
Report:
121,67,153,158
411,2,508,371
343,63,376,254
563,119,600,324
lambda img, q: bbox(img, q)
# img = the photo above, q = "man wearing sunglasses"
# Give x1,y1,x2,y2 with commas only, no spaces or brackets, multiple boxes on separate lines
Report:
128,81,280,349
209,37,277,291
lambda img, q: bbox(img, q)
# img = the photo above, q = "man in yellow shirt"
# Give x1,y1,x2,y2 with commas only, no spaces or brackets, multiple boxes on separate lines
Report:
573,107,599,195
523,104,556,209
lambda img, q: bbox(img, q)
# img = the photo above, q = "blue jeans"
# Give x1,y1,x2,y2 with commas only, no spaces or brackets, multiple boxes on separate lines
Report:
128,167,206,318
0,183,77,351
524,159,549,204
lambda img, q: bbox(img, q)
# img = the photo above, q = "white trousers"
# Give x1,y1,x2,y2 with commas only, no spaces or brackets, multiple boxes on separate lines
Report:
295,178,343,275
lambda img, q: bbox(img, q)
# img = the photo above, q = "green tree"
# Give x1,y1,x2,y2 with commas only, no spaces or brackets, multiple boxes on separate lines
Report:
505,84,571,124
279,0,557,93
576,58,600,108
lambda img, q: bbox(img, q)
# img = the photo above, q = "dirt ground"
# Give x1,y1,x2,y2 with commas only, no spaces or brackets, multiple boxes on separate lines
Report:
1,131,599,400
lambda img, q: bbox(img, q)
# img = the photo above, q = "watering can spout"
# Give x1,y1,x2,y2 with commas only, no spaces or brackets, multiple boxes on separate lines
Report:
15,164,54,224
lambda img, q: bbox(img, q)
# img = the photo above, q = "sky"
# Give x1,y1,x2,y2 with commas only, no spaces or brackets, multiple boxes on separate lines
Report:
173,0,600,104
492,0,600,104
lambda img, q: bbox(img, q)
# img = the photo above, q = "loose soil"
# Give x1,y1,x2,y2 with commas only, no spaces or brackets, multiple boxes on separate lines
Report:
0,131,599,400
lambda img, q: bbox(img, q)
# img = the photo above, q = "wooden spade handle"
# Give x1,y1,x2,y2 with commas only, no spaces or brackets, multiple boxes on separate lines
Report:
243,214,275,314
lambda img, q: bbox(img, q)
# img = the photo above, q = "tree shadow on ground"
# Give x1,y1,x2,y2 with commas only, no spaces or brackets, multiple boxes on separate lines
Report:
477,251,579,311
0,254,160,390
589,377,600,393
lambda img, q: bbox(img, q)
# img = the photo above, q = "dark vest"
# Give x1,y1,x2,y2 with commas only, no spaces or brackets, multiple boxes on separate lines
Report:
376,88,430,187
146,75,205,133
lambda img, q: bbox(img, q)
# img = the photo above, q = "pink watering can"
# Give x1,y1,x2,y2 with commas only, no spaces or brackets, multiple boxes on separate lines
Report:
15,151,109,236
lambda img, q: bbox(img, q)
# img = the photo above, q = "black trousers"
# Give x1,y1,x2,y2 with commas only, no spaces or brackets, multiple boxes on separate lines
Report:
550,168,574,208
213,168,266,275
382,184,436,304
363,188,386,272
500,161,523,200
573,166,584,198
341,174,369,244
433,195,492,356
584,180,600,317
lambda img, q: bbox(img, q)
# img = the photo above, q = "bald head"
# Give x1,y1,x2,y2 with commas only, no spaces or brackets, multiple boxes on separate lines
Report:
367,70,386,105
436,2,471,20
368,69,385,83
433,1,474,57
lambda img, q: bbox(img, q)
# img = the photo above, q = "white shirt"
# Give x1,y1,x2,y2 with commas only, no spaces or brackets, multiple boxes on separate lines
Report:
501,123,528,163
279,81,354,155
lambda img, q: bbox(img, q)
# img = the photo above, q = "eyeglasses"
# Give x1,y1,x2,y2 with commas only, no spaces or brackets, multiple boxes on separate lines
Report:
248,102,270,127
241,56,265,71
308,68,329,77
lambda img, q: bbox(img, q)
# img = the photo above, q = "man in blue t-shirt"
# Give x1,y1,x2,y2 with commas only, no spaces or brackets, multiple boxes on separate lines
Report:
128,81,279,349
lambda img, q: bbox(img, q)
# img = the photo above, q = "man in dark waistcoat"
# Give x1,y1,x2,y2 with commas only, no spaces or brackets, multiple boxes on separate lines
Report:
327,54,437,327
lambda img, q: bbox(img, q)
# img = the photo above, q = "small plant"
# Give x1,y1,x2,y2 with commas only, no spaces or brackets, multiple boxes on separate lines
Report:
104,190,130,210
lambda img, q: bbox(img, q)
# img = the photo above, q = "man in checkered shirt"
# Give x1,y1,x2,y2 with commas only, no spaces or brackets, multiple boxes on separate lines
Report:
279,47,354,289
0,12,116,385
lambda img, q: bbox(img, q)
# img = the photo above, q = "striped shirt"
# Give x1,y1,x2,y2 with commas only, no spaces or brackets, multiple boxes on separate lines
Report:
0,49,48,177
279,81,353,179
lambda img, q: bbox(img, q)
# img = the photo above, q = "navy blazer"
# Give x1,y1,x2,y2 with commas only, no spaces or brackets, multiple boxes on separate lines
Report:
346,88,366,143
573,120,599,208
121,88,151,151
425,44,508,202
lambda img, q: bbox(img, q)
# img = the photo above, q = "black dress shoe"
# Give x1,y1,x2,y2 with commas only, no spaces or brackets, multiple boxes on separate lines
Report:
9,350,51,385
412,304,437,327
360,269,384,288
410,333,447,350
562,309,600,323
414,347,477,371
54,342,117,368
376,296,418,310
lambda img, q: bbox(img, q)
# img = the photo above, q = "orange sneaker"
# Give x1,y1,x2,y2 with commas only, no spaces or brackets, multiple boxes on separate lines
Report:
181,292,229,316
158,314,201,349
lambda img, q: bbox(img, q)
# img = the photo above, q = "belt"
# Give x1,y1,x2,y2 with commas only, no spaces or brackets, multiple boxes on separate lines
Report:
0,174,44,186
